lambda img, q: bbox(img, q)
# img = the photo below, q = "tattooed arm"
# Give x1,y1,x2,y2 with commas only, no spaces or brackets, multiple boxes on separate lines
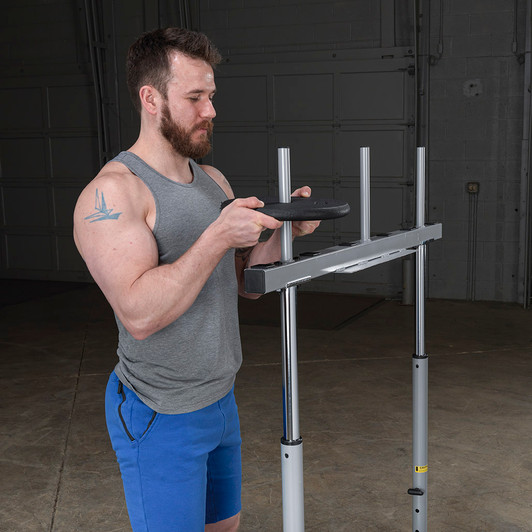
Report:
73,163,281,339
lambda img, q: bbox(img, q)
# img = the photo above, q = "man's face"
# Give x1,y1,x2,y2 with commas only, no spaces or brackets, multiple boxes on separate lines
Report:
160,101,213,159
159,52,217,158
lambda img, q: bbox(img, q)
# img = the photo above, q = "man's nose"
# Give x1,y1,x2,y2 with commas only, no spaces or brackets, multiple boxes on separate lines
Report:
200,98,216,119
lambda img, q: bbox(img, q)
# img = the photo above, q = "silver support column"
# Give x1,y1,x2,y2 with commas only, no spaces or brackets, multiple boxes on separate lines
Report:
410,147,428,531
360,147,371,241
278,148,305,532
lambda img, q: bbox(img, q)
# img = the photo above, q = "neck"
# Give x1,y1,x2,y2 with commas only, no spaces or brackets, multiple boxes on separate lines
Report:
128,127,194,184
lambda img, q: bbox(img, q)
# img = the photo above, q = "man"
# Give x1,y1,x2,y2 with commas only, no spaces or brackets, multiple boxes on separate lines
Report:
73,27,319,531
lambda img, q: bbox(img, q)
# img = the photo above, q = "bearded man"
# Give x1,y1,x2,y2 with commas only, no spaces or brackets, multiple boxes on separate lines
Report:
73,27,319,532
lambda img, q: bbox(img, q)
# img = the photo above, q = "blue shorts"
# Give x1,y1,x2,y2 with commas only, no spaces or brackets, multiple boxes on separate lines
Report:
105,372,242,532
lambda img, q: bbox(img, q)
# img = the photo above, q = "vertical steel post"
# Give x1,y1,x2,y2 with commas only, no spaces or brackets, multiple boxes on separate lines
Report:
360,147,371,241
278,147,305,532
410,147,428,532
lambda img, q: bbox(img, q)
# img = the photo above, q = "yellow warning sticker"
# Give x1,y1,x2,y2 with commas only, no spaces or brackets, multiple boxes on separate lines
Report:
415,465,428,473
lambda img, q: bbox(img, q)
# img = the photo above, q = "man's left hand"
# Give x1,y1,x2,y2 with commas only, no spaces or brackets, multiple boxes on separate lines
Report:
290,186,321,237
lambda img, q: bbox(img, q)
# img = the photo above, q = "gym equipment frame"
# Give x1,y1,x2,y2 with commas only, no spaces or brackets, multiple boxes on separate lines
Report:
243,147,441,532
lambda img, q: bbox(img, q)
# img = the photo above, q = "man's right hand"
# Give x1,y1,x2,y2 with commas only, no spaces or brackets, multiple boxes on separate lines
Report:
212,196,283,250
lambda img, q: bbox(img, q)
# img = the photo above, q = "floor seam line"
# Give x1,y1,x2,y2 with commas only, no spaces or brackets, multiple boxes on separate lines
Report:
48,292,92,532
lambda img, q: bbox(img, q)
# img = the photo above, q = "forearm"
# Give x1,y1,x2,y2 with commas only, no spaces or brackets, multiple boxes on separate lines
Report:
116,226,227,340
249,228,283,266
114,196,282,337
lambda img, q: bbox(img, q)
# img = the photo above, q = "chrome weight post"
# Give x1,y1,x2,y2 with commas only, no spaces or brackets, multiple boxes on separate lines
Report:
278,147,305,532
408,147,429,532
243,146,440,530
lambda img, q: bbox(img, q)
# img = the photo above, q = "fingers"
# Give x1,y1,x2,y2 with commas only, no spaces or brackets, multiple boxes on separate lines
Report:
216,196,282,249
293,219,320,237
226,197,282,230
233,196,265,210
256,211,283,231
288,186,319,237
291,186,312,198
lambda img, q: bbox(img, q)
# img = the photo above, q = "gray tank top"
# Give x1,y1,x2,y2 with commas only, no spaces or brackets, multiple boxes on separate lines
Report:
111,151,242,414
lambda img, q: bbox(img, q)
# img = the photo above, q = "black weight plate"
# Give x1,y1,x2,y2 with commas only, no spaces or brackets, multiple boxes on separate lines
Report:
221,197,350,221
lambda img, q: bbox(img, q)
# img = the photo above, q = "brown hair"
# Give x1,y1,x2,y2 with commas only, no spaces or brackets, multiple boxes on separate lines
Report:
126,27,222,114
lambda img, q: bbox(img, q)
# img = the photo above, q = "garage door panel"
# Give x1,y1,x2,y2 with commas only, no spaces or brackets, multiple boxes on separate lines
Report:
339,71,406,121
53,186,84,227
3,186,50,227
0,87,43,130
47,85,96,130
6,234,53,270
57,235,86,271
215,76,268,123
337,129,406,178
212,131,269,177
0,138,47,179
274,74,334,122
50,136,100,180
274,131,333,178
337,186,404,235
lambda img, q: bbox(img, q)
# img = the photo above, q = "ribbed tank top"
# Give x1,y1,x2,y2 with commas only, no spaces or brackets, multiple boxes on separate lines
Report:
111,151,242,414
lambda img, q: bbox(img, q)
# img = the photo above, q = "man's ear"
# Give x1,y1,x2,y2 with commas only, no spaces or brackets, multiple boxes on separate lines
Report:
138,85,160,116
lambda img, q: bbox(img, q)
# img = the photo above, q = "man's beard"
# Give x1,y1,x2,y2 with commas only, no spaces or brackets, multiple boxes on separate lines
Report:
159,103,213,159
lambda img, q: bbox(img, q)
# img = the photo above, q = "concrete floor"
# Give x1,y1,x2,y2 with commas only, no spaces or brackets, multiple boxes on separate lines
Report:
1,282,532,531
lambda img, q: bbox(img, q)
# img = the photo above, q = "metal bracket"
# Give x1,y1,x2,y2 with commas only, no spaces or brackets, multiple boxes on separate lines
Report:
244,223,442,294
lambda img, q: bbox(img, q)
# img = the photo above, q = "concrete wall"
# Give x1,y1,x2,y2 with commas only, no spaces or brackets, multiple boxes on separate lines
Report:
427,0,529,302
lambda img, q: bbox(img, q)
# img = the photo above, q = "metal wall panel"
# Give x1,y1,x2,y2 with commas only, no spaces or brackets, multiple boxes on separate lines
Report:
3,186,50,227
0,139,48,178
212,131,269,177
274,74,334,121
275,131,334,177
0,77,97,282
6,234,53,270
53,186,85,227
214,76,269,123
47,85,97,130
339,71,406,120
0,88,43,130
56,234,86,271
337,129,406,178
50,136,100,179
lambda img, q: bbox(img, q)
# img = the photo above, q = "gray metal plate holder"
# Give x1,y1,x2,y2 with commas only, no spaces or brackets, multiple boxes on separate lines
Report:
243,147,441,532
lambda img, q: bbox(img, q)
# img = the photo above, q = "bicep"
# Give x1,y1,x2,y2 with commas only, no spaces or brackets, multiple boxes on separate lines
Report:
74,184,158,311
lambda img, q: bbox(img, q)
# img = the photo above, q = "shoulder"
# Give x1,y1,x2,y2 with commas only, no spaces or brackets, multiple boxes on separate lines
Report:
199,164,234,199
74,160,153,234
76,161,146,213
83,160,141,194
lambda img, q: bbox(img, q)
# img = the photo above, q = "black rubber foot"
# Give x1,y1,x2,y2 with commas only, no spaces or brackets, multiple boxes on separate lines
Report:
221,197,350,221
